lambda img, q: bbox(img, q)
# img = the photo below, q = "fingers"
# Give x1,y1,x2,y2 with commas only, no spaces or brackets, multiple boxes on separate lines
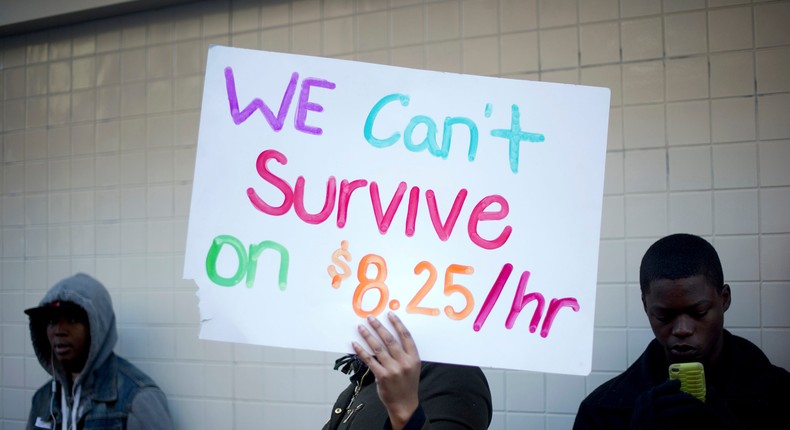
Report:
351,321,390,373
386,312,419,359
352,312,420,363
351,337,376,365
354,316,398,365
368,314,399,352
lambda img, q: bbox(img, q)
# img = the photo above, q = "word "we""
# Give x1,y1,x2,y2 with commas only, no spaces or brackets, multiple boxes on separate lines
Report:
224,66,336,135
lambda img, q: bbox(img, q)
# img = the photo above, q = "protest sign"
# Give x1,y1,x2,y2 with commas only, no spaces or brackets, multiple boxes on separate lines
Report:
184,45,610,374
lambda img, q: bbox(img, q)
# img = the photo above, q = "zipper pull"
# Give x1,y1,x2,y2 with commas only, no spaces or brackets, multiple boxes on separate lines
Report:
343,403,365,423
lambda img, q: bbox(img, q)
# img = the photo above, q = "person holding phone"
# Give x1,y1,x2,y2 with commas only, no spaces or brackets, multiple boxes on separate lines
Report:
573,233,790,429
323,312,492,430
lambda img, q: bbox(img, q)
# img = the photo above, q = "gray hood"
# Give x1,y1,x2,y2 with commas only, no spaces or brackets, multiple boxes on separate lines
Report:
27,273,118,389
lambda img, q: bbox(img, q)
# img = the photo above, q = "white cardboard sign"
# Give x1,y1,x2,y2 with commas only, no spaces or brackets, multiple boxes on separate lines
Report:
184,45,610,375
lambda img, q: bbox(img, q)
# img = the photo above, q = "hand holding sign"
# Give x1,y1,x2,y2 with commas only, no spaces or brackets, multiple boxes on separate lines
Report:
353,313,421,429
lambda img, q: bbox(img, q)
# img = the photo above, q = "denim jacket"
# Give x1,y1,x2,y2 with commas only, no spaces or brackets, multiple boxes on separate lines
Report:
25,274,171,430
27,353,172,430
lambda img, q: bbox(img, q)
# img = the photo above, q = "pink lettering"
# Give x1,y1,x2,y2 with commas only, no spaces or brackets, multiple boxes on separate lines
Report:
504,271,544,331
337,179,369,228
294,176,336,224
247,150,292,215
247,149,510,250
473,263,580,337
405,187,420,237
370,182,407,234
540,298,580,338
426,189,468,241
468,195,512,250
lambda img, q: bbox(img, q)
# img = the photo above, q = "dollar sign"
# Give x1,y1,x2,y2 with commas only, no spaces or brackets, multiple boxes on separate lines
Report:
327,240,352,288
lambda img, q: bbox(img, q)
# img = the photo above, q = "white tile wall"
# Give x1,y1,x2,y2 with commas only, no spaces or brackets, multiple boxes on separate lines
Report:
711,97,756,142
665,11,708,56
591,329,627,370
500,0,537,32
392,5,425,46
625,194,669,237
500,31,539,74
668,146,712,190
1,1,789,429
761,235,790,281
539,0,577,28
709,6,754,52
667,100,710,145
621,17,663,62
623,60,664,104
579,0,619,23
624,149,666,192
757,47,790,93
759,93,790,139
715,235,761,281
463,36,499,75
763,282,790,326
623,105,666,149
621,0,661,18
713,142,758,188
710,51,755,98
545,374,585,413
726,282,761,327
593,285,626,326
600,197,625,238
669,192,713,234
539,27,578,69
714,189,759,234
580,22,620,66
427,1,461,42
759,140,790,186
505,370,545,411
463,0,499,37
608,110,623,150
755,2,790,48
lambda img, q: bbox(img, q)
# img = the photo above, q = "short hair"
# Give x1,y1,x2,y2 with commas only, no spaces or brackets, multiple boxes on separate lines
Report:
639,233,724,294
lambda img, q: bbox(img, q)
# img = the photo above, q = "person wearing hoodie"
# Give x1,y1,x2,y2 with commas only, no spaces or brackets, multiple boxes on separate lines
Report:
25,273,173,430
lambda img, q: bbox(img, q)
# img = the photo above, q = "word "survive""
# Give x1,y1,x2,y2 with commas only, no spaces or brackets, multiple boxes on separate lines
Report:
247,149,513,250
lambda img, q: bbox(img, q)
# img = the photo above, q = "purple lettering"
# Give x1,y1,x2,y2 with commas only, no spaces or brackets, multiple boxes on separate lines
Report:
296,78,337,135
224,66,298,130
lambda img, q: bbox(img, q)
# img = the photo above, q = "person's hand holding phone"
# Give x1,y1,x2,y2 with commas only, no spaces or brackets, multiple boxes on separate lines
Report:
630,378,736,430
631,379,696,428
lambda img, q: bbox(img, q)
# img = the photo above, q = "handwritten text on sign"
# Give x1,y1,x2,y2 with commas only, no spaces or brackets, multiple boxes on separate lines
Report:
184,45,610,375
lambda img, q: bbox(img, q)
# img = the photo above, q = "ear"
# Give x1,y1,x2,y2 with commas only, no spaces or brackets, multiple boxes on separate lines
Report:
641,291,647,313
720,284,731,312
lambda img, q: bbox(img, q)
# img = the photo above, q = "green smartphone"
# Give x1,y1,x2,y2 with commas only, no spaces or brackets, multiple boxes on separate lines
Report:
668,362,706,402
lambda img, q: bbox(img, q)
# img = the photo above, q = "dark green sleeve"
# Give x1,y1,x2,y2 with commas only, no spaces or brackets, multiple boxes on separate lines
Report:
415,363,492,430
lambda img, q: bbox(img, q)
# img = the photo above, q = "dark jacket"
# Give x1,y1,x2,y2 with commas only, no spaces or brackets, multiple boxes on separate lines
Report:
28,354,170,430
26,273,172,430
573,330,790,429
323,361,492,430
